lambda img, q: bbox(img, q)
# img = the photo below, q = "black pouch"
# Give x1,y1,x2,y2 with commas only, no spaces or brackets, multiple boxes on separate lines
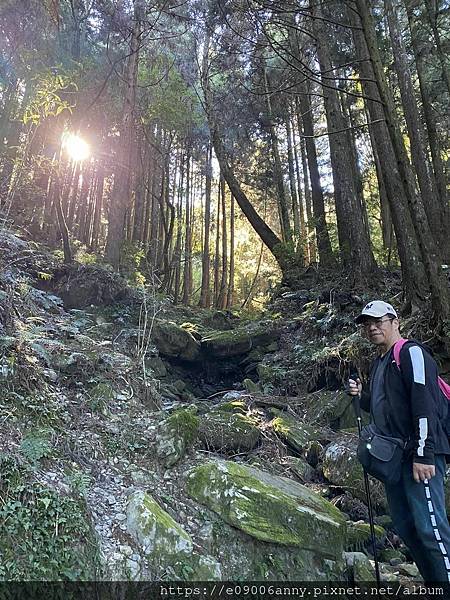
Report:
357,424,406,485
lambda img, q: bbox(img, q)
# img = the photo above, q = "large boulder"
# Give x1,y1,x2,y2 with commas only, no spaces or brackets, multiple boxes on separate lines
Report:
127,491,221,579
322,433,387,510
198,412,260,453
52,264,133,309
152,321,200,362
186,460,347,560
201,322,281,358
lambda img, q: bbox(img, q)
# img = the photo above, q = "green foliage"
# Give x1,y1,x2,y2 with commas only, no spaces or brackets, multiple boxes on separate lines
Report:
19,429,52,464
23,68,76,125
0,454,100,580
120,242,147,287
141,58,203,134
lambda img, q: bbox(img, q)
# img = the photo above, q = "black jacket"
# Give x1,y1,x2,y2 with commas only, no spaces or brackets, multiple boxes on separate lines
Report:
361,340,450,465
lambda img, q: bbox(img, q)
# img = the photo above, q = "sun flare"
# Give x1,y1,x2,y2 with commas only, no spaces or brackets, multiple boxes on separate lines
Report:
62,132,90,161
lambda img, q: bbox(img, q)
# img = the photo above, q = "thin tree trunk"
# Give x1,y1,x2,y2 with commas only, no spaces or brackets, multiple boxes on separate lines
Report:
213,177,221,306
227,193,235,308
199,142,212,308
217,176,228,309
263,67,292,244
285,111,302,255
182,148,192,305
296,91,334,266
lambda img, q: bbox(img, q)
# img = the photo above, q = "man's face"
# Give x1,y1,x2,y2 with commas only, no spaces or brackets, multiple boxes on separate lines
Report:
360,315,399,346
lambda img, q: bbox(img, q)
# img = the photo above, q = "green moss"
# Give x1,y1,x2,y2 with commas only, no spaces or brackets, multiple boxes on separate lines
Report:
187,460,346,559
345,521,385,551
198,413,260,453
212,400,247,414
166,408,200,445
270,410,319,453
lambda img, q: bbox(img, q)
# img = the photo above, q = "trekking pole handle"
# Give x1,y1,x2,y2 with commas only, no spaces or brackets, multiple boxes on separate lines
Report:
349,373,362,422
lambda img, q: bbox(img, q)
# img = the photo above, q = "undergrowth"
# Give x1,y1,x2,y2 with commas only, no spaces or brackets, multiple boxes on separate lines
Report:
0,453,100,580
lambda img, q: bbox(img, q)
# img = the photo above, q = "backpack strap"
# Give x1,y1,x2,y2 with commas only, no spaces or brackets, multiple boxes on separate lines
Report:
392,338,409,368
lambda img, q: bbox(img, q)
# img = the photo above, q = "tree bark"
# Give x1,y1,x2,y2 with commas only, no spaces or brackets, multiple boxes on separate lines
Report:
296,91,334,267
105,0,142,269
385,0,442,255
355,0,449,318
263,67,292,244
227,193,235,308
403,0,449,260
199,142,213,308
312,0,377,276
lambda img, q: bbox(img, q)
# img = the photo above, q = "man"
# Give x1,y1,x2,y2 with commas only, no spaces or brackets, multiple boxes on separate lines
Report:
349,300,450,583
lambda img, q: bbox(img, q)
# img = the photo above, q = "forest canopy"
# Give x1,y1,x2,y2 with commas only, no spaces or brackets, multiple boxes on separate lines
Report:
0,0,449,317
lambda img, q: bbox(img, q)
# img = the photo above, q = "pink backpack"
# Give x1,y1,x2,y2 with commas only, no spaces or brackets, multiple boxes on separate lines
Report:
393,338,450,400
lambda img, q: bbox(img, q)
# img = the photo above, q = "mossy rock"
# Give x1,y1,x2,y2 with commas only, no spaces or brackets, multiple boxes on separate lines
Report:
242,378,260,393
126,491,220,580
282,456,316,482
201,322,281,358
156,408,200,467
270,410,321,454
212,400,247,415
304,390,360,431
198,412,260,454
344,551,376,582
345,521,386,552
152,320,200,362
322,434,387,510
186,460,347,559
379,548,405,564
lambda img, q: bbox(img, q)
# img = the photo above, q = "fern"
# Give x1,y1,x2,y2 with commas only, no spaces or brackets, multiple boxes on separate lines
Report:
19,430,52,464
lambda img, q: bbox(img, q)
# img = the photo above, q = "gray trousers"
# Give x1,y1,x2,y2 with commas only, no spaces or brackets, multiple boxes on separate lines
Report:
385,455,450,582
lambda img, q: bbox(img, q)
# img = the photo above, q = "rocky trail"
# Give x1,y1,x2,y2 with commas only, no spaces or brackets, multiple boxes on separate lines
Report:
1,230,448,584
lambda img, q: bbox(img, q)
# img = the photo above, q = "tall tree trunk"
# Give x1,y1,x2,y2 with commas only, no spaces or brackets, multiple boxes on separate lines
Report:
423,0,450,96
291,119,308,259
285,112,302,254
54,174,73,264
199,142,212,308
217,176,228,309
105,0,142,268
312,0,377,276
403,0,449,260
355,0,449,318
298,130,316,263
213,178,221,306
227,193,235,308
296,92,334,266
263,67,292,244
351,5,427,304
385,0,443,256
91,165,104,251
202,32,293,277
182,148,192,305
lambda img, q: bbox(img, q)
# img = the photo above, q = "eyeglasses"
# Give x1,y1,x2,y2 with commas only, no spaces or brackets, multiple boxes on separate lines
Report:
360,318,394,330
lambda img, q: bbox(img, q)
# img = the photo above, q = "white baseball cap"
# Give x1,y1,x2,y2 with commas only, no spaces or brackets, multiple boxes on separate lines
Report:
355,300,398,324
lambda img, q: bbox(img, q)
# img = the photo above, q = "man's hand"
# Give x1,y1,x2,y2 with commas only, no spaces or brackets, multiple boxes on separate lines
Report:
348,378,363,396
413,462,435,482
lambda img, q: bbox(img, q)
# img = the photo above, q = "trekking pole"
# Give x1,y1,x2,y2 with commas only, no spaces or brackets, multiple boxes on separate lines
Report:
350,375,381,587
